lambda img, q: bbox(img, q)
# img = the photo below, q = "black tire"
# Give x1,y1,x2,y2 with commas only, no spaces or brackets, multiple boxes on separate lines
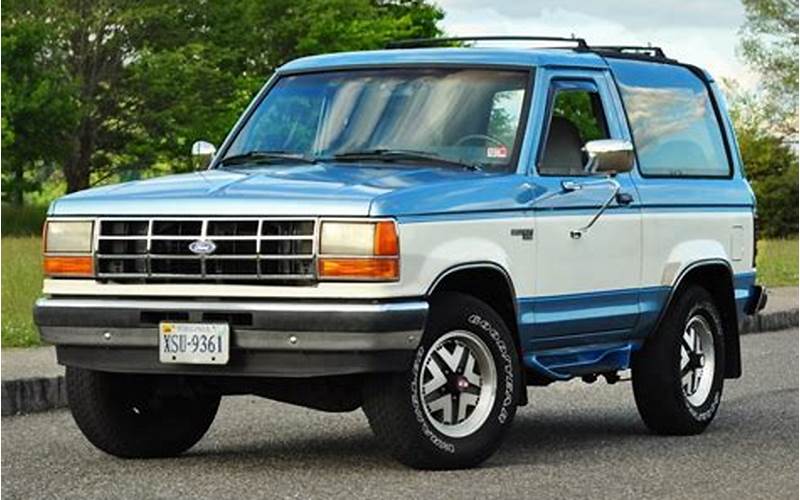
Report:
66,367,220,458
362,292,521,470
631,285,725,435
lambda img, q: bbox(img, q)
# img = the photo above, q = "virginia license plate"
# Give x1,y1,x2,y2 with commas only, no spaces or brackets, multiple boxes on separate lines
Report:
159,322,229,365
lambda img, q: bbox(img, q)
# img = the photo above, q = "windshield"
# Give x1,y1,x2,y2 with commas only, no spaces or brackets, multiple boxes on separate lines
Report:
223,68,530,172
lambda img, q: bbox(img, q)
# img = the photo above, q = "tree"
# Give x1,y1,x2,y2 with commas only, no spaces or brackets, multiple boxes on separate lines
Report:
732,0,799,237
1,7,78,204
1,0,444,198
126,0,444,175
725,80,799,237
738,0,799,138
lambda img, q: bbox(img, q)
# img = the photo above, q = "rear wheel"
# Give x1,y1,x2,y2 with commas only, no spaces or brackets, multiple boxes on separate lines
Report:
632,285,725,435
66,367,220,458
362,292,521,469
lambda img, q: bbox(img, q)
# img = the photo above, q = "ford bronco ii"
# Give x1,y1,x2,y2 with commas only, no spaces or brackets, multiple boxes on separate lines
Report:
35,37,767,469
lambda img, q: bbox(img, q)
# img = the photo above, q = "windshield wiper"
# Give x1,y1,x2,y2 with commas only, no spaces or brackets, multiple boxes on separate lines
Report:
323,148,483,171
219,150,317,167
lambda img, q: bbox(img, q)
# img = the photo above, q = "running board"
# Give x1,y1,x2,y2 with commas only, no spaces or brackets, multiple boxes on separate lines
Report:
523,342,639,381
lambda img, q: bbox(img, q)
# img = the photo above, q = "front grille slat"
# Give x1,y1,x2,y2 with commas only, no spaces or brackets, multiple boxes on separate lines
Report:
96,218,318,284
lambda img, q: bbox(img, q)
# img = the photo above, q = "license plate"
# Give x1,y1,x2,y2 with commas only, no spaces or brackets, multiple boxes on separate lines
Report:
159,322,229,365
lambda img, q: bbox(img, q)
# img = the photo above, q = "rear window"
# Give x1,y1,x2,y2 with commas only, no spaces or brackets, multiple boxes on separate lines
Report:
609,59,730,178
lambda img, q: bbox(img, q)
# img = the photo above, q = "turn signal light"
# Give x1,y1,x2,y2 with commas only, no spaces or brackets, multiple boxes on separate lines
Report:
43,256,94,277
318,258,399,281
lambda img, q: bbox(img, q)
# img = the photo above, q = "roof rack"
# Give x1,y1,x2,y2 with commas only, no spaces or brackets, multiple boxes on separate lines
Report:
588,45,668,59
386,36,589,50
384,37,673,61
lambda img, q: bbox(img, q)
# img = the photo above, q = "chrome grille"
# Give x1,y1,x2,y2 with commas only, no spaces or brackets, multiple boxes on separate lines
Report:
95,218,317,282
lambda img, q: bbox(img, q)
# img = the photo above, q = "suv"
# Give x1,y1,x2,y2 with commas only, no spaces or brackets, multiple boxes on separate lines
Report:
35,37,767,469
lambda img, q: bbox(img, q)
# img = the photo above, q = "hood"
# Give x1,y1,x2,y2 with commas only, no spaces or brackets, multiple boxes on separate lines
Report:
50,163,538,217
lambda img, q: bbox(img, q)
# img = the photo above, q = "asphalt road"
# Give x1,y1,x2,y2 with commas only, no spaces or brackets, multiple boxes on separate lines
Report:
2,328,797,499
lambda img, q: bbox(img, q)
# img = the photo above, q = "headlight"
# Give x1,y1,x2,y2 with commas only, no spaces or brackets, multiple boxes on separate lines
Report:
43,220,94,277
318,220,399,280
45,221,93,253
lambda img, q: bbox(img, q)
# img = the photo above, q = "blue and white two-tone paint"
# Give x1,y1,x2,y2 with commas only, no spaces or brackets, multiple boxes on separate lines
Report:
43,46,761,382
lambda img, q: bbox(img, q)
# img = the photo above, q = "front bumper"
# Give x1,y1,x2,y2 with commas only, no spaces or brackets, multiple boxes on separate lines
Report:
35,297,428,377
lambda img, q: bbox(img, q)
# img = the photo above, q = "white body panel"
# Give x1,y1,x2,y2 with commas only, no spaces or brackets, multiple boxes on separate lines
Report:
534,213,641,295
644,211,754,287
43,209,754,301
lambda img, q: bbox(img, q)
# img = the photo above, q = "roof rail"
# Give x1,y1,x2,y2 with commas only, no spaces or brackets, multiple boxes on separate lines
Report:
589,45,668,59
386,36,589,50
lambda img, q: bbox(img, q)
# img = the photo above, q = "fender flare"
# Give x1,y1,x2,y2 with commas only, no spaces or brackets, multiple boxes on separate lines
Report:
651,258,741,379
426,261,529,404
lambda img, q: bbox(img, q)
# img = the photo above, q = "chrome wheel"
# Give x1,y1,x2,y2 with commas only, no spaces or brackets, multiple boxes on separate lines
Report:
419,330,497,438
680,314,716,406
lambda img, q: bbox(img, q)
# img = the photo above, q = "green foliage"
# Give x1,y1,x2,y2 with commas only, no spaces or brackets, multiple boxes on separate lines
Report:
553,91,605,142
738,0,798,138
1,8,79,204
730,0,799,238
757,238,799,286
1,203,48,236
727,80,798,238
2,236,43,347
1,0,444,199
737,126,798,238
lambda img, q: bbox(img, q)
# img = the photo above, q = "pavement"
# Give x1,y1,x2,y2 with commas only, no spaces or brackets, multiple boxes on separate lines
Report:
761,286,798,313
1,327,797,499
0,286,796,416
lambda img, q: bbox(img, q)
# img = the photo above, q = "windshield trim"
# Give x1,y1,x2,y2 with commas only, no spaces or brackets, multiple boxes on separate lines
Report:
211,63,535,175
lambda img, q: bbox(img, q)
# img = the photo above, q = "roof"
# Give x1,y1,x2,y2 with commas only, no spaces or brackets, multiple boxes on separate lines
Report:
278,47,609,73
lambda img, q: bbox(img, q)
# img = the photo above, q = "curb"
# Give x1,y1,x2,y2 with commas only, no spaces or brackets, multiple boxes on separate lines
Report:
1,309,797,417
2,376,67,417
741,308,798,334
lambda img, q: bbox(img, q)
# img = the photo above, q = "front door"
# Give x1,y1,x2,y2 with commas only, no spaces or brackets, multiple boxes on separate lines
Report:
527,70,642,349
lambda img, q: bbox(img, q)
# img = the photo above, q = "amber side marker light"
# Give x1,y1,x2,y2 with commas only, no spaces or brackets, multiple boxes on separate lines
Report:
318,220,400,280
318,258,399,280
43,255,94,277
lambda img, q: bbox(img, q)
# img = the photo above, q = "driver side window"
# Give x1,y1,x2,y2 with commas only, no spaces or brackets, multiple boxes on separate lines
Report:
539,86,609,176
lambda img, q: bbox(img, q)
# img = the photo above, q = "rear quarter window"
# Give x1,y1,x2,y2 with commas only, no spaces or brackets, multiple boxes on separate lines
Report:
609,59,730,178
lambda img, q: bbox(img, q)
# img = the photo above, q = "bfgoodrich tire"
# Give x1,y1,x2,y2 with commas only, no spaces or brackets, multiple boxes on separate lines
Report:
631,285,725,435
362,292,521,470
66,367,220,458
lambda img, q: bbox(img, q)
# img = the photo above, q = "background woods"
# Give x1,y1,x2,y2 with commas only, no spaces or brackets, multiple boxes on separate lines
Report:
1,0,443,199
728,0,798,237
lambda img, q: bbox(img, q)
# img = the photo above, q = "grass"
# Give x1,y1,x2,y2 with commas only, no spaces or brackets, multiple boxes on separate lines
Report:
757,238,798,287
2,237,43,347
0,236,796,348
1,203,48,236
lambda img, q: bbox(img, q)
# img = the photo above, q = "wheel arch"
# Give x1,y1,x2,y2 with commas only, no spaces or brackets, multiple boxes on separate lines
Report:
426,262,528,404
657,259,741,379
426,261,519,336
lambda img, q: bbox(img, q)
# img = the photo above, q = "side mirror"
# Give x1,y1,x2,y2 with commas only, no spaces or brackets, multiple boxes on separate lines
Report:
583,139,634,175
191,140,217,169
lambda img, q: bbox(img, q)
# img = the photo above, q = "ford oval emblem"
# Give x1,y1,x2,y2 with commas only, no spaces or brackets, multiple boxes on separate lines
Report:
188,239,217,255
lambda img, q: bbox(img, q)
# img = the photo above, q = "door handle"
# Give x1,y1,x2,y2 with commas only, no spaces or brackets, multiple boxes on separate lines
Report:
616,192,634,205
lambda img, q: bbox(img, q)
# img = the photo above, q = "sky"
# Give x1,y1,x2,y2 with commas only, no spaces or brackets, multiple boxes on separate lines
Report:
436,0,758,89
